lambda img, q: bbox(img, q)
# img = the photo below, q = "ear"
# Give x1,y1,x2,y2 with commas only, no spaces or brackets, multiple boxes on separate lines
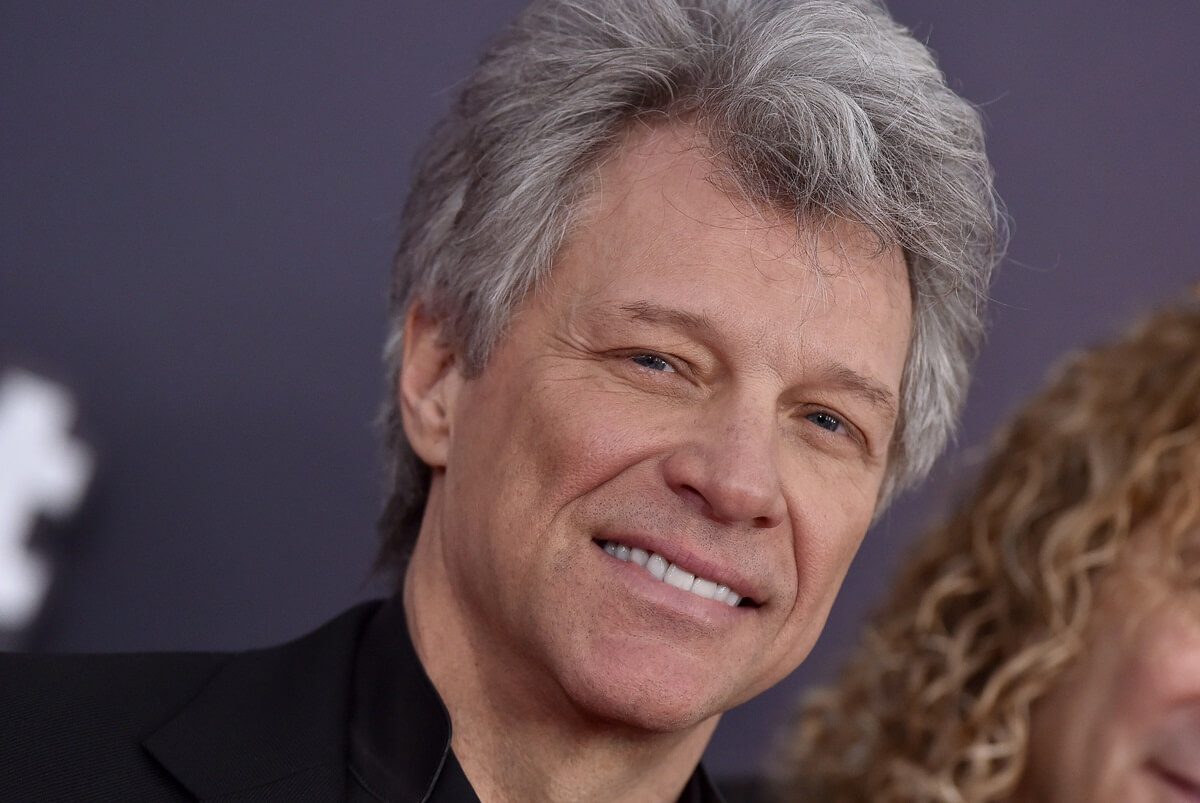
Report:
398,304,463,469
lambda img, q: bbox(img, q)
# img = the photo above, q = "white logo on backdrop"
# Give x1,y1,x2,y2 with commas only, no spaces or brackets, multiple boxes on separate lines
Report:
0,370,93,629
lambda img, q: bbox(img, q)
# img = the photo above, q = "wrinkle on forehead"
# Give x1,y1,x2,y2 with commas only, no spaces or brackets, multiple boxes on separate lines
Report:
580,123,907,292
581,120,904,278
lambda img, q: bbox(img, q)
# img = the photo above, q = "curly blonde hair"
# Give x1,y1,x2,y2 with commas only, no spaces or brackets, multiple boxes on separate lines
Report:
775,287,1200,803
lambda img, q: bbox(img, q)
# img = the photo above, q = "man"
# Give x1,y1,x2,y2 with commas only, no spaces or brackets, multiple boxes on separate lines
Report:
1,1,1000,801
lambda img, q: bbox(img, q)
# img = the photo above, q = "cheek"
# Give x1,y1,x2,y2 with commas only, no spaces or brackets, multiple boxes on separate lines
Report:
783,460,877,597
458,375,671,522
772,486,874,668
789,515,868,621
535,365,699,464
1118,612,1200,722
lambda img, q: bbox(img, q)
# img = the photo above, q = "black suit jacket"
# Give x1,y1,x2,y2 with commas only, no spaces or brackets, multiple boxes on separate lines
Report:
2,601,756,803
0,602,380,802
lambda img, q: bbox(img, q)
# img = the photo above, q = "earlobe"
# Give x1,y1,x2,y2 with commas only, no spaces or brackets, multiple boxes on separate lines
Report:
398,304,463,468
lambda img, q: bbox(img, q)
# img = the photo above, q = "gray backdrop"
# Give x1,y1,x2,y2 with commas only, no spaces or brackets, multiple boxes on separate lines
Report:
2,0,1197,778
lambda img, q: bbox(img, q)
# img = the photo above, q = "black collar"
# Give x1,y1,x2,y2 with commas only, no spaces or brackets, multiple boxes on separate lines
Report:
347,594,466,802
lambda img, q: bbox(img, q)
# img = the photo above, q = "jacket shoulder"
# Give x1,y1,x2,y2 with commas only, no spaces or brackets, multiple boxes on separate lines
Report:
0,650,229,798
0,603,383,801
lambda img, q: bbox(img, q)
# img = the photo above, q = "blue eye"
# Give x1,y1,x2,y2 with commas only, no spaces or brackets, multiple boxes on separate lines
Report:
807,411,843,433
631,354,674,372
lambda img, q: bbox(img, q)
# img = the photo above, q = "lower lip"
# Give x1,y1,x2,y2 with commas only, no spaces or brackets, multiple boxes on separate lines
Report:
1150,763,1200,801
594,541,750,624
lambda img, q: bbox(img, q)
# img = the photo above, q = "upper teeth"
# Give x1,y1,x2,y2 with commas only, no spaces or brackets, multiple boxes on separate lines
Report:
602,540,743,607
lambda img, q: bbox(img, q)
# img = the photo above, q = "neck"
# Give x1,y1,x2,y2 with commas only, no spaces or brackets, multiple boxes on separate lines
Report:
402,503,717,803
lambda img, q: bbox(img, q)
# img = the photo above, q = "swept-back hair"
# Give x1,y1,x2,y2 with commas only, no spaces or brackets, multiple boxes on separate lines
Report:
777,288,1200,802
379,0,1003,569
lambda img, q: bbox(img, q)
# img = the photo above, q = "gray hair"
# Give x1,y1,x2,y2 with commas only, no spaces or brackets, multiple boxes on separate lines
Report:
379,0,1003,569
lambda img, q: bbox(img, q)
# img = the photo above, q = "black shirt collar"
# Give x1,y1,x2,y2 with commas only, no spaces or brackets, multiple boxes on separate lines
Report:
347,595,725,803
348,594,460,802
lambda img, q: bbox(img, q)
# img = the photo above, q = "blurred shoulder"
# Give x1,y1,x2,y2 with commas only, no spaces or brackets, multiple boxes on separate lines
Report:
0,648,229,724
0,649,230,798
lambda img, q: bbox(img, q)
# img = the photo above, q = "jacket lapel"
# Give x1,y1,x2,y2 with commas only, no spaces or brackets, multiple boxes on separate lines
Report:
143,602,381,802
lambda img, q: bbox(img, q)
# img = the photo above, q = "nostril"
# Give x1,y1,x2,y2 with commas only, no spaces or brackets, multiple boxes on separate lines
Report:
673,483,713,517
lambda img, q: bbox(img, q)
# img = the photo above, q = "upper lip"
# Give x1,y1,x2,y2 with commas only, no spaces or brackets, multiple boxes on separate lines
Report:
595,531,764,605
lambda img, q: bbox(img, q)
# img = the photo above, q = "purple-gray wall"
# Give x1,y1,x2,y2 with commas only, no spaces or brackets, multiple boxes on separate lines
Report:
2,1,1196,777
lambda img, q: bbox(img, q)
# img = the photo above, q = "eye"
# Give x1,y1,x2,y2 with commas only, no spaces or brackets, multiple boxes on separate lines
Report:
630,353,675,373
806,411,844,433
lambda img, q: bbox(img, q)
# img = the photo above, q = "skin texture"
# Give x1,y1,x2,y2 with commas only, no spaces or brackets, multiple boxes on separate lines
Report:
400,124,912,802
1020,536,1200,803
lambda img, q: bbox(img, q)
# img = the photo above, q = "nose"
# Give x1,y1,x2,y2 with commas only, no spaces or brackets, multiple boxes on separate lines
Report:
661,396,787,529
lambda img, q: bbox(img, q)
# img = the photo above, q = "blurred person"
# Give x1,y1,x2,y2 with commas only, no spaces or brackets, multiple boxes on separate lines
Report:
776,288,1200,802
0,1,1001,800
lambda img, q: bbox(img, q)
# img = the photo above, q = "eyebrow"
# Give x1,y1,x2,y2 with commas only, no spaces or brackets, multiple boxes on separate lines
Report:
617,301,718,337
818,361,900,420
613,301,900,418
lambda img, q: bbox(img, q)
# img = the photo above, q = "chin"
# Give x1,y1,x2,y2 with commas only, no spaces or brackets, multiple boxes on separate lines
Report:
554,647,735,736
571,681,719,735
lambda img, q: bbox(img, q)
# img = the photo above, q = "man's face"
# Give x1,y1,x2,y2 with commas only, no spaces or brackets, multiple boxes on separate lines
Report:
409,125,911,733
1020,529,1200,802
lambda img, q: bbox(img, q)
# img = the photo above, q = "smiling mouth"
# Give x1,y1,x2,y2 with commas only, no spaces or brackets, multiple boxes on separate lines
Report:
597,539,758,608
1151,762,1200,800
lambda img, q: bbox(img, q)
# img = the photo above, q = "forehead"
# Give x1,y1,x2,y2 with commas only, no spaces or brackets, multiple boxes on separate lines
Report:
1150,522,1200,586
550,122,912,381
569,123,910,309
1102,520,1200,602
581,123,886,268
